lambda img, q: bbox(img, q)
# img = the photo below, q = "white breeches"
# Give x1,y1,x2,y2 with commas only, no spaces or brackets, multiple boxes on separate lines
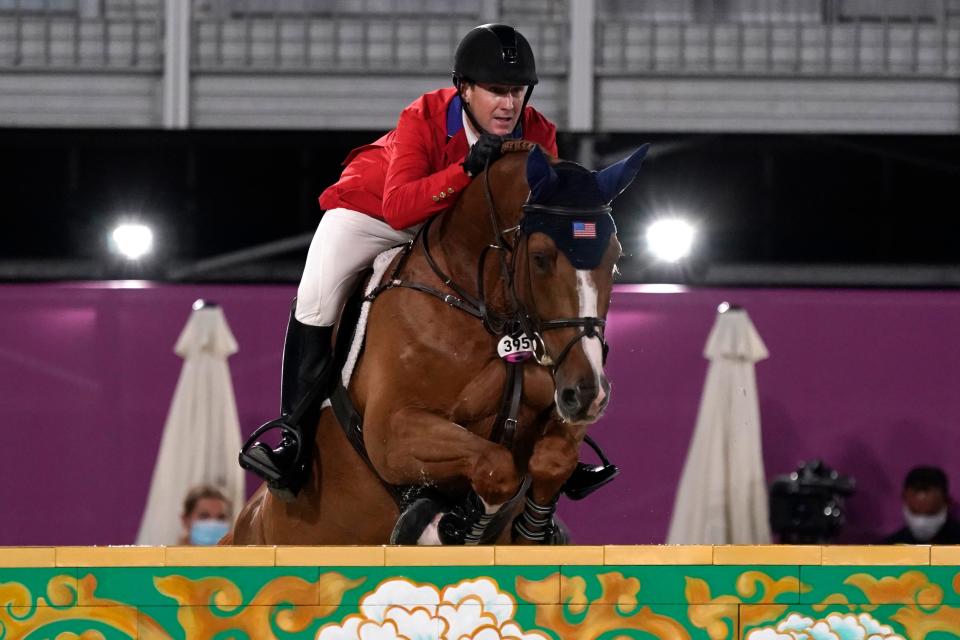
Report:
296,208,418,327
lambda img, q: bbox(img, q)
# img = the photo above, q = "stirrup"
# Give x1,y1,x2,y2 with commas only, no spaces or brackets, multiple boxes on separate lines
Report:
238,417,306,502
561,435,620,501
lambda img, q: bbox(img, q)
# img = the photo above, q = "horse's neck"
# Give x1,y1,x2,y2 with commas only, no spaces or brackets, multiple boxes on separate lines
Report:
428,194,516,309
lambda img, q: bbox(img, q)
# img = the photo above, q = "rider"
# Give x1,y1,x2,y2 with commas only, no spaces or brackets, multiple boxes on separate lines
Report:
240,24,608,502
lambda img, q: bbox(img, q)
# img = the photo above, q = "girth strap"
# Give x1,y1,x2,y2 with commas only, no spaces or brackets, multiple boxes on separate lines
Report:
330,384,363,455
329,366,522,510
329,383,405,505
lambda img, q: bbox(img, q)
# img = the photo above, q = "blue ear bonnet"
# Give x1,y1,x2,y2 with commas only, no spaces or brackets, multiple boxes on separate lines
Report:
520,210,616,269
520,144,648,270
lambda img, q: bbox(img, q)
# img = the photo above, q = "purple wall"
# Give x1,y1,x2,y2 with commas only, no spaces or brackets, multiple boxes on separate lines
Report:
2,282,958,545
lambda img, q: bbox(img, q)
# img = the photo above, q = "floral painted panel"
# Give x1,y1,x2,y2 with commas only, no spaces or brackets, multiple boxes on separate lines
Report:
4,563,960,639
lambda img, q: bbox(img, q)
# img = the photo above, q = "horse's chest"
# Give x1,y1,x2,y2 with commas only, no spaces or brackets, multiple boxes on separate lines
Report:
448,360,554,426
522,365,557,409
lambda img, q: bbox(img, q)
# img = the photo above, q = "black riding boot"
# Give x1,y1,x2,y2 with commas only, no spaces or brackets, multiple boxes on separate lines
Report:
562,435,620,501
239,301,335,502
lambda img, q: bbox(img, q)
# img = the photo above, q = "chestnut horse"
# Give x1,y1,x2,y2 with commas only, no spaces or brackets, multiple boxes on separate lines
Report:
229,141,647,545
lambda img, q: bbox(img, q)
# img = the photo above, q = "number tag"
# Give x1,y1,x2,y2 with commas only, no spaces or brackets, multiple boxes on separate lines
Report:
497,333,535,363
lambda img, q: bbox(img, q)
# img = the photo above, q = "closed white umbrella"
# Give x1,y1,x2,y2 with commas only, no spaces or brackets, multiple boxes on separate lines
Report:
666,302,772,544
135,301,245,545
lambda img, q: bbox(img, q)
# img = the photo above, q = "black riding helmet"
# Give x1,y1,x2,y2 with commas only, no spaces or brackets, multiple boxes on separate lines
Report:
452,24,538,137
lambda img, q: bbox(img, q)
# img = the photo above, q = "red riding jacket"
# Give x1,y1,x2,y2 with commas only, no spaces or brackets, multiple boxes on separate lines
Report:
318,87,558,230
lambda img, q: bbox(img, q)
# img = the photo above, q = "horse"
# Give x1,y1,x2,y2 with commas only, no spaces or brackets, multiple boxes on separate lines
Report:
228,140,648,545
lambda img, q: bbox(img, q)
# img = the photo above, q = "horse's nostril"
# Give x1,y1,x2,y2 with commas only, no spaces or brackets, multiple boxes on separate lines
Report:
560,383,598,414
560,387,579,410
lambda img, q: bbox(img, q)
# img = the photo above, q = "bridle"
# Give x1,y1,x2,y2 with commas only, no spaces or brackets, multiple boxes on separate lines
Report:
404,154,612,373
512,202,612,371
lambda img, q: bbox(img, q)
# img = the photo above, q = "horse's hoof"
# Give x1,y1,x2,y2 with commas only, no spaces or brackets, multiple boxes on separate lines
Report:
391,497,445,545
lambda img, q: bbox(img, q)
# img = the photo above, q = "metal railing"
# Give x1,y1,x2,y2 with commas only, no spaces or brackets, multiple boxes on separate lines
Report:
596,0,960,76
191,2,482,72
0,0,163,70
2,0,955,76
190,0,568,73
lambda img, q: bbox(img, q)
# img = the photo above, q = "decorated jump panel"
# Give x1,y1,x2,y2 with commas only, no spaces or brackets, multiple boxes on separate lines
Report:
1,546,959,639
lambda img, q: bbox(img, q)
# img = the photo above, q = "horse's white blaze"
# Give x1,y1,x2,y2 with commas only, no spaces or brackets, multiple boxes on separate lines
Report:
576,270,607,411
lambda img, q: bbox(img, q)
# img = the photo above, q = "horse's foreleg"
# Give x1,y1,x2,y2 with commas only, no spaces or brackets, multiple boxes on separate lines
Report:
370,407,521,505
513,416,583,544
528,418,584,504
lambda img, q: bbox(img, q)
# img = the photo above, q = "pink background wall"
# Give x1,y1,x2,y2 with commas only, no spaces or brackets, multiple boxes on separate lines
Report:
2,282,957,545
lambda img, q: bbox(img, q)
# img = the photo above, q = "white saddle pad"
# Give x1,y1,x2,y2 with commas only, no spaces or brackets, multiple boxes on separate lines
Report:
320,245,404,409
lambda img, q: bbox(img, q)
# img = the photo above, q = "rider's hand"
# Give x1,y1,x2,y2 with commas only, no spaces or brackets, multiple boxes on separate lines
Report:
462,133,505,176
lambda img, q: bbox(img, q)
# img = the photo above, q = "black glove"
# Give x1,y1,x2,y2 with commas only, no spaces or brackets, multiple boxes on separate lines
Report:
462,133,505,176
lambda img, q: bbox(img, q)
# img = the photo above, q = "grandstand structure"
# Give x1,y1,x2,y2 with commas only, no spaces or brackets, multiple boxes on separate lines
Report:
2,0,959,134
2,0,959,284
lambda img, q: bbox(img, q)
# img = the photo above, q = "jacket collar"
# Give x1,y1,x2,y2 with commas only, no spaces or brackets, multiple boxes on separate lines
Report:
446,93,524,141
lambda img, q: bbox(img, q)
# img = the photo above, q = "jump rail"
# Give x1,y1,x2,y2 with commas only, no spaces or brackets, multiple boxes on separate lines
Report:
1,544,957,639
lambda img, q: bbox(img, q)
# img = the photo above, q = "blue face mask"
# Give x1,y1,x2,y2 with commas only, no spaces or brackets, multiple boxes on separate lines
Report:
189,519,230,546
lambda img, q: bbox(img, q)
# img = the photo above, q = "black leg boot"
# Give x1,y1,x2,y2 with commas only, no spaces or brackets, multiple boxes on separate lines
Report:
391,490,490,545
391,483,529,545
561,435,620,501
239,299,335,502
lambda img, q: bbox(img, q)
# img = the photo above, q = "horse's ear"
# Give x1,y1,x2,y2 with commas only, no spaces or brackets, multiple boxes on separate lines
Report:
594,143,650,203
526,145,559,203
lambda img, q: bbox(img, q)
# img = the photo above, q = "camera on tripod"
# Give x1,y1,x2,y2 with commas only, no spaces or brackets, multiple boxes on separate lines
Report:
769,459,856,544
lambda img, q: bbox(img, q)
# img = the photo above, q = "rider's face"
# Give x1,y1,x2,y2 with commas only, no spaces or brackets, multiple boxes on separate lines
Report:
462,83,526,136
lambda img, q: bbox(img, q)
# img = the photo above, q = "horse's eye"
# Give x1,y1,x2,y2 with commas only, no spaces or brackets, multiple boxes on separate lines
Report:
532,252,553,273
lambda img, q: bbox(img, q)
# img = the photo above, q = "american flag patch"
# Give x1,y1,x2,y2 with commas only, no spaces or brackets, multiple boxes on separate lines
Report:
572,221,597,239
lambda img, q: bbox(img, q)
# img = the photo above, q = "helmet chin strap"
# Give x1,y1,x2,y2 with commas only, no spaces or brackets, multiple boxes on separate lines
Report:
460,90,491,138
458,82,535,140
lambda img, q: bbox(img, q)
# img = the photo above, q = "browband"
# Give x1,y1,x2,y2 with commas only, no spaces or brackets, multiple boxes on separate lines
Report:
522,203,613,217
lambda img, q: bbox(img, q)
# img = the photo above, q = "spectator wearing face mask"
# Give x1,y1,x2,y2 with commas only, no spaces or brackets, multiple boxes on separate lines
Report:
179,485,232,546
883,466,960,544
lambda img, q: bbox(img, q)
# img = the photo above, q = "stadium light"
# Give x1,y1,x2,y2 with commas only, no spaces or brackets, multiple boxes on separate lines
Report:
645,218,695,263
110,223,154,260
